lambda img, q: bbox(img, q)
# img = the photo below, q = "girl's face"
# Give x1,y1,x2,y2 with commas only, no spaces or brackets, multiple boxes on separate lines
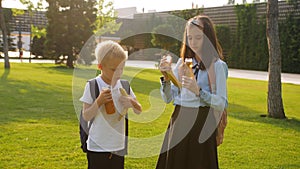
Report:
186,23,204,56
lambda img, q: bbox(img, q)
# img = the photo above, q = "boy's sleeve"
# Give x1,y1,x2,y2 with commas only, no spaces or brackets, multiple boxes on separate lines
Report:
79,82,93,104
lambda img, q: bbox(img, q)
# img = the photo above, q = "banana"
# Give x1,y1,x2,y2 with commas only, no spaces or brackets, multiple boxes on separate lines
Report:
166,70,182,88
118,88,129,121
119,87,128,96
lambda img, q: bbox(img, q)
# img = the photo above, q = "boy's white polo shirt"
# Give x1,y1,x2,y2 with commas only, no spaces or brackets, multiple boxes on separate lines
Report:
79,76,135,152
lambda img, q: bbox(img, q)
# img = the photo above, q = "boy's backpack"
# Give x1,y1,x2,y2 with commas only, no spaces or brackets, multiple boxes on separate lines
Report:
79,79,130,153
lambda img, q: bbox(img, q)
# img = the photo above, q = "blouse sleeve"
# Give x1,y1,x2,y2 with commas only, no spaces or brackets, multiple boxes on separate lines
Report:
200,61,228,111
160,59,182,104
160,80,173,103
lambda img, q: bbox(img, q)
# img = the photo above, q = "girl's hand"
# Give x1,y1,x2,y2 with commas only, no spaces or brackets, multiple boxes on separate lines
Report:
178,63,193,82
159,56,172,81
182,76,200,96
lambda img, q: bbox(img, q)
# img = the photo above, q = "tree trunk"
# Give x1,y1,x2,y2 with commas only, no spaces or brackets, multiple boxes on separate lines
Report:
266,0,285,119
0,0,10,69
66,54,74,69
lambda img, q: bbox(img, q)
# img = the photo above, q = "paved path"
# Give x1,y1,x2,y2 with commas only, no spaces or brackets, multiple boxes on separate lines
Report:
1,59,299,85
228,69,300,85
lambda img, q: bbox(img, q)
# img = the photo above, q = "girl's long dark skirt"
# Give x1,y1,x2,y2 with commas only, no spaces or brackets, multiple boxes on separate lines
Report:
156,106,219,169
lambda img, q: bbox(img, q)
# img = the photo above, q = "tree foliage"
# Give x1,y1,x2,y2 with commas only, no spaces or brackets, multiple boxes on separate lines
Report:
230,4,269,70
93,0,121,36
279,1,300,73
226,2,300,73
151,24,177,53
45,0,97,68
215,25,231,61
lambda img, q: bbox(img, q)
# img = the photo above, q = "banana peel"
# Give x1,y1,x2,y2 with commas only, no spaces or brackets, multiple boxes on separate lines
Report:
118,88,129,121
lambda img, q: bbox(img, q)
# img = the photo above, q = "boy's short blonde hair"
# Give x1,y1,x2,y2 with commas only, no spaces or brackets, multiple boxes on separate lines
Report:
95,40,127,65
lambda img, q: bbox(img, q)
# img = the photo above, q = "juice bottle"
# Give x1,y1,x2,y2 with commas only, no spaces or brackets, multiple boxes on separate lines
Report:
184,58,194,78
102,87,115,114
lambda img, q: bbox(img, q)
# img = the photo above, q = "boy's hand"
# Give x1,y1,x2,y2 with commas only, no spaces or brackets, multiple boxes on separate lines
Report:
96,89,112,107
119,95,134,109
119,96,142,114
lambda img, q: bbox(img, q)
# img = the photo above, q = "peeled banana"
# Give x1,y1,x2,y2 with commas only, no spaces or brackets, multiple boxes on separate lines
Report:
118,88,128,121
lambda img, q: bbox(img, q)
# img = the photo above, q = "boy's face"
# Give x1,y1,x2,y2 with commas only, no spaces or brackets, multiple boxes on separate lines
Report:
99,57,125,86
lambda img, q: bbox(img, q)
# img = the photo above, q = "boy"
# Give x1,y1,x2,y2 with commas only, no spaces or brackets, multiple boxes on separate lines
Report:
80,40,142,169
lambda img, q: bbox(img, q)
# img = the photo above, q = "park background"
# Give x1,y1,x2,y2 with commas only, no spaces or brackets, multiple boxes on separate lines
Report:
1,0,300,72
1,0,300,168
0,63,299,168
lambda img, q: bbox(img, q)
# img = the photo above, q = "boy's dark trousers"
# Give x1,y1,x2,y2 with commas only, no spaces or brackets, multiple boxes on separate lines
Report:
87,151,124,169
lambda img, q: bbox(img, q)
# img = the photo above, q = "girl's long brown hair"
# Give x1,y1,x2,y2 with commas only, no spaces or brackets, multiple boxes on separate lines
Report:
180,15,223,70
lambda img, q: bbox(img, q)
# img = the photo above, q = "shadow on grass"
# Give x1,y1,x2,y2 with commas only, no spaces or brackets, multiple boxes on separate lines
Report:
1,68,10,80
0,78,75,125
37,64,76,76
122,69,162,98
229,103,300,132
0,66,163,125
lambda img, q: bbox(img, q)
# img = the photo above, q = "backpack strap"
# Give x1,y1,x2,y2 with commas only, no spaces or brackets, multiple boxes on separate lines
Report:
120,80,130,96
87,78,99,129
120,79,130,132
120,79,130,155
120,80,130,130
207,62,227,146
89,78,99,101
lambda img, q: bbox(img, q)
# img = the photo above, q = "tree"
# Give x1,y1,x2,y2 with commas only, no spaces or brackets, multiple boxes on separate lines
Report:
31,35,45,57
0,0,10,69
266,0,285,118
151,24,177,55
1,0,45,68
0,8,16,52
228,0,235,5
19,0,45,62
93,0,121,36
45,0,97,68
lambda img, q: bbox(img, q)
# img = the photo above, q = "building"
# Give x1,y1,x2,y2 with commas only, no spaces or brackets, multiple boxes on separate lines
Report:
3,0,299,54
6,9,47,51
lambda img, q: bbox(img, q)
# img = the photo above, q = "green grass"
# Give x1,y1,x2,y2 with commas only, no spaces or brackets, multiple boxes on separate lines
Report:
0,63,299,169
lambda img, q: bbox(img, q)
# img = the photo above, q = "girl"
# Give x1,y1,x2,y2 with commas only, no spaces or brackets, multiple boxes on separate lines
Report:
156,15,228,169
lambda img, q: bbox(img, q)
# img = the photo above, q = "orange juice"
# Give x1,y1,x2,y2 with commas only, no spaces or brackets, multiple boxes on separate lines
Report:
102,87,116,114
184,58,194,77
185,58,193,69
105,100,115,114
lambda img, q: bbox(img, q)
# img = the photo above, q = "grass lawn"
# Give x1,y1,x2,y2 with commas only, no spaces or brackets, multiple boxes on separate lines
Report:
0,63,299,169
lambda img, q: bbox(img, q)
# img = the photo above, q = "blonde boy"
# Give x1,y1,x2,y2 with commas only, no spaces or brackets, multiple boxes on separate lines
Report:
80,40,142,169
